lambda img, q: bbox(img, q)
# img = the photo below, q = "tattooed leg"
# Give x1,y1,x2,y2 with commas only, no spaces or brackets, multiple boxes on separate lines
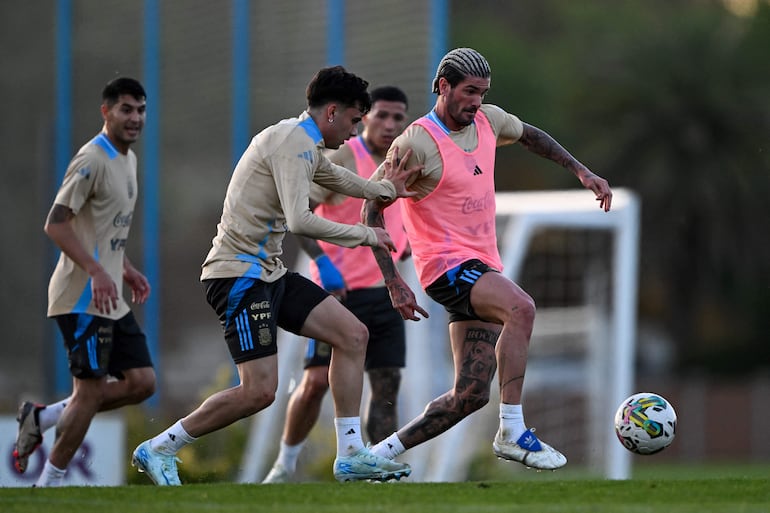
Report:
365,367,401,444
397,323,499,449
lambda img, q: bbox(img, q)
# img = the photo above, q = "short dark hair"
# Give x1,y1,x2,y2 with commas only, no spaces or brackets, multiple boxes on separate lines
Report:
370,86,408,109
432,48,491,93
102,77,146,106
306,66,371,114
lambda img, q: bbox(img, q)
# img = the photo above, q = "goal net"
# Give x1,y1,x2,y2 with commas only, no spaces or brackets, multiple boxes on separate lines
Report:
238,188,640,482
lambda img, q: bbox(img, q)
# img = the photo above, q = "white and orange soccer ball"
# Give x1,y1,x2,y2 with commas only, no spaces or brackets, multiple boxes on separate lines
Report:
614,392,677,455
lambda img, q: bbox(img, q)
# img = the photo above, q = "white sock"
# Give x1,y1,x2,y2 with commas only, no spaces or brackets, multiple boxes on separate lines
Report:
38,399,69,432
35,460,66,487
499,403,527,441
275,440,305,474
149,420,197,455
370,432,405,459
334,417,364,457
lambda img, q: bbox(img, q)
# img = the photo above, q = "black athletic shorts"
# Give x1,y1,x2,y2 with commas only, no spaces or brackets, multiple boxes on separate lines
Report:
54,311,152,380
304,286,406,370
424,259,500,323
204,272,328,364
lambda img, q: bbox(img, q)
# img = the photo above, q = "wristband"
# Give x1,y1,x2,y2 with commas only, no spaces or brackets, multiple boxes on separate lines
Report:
314,254,344,291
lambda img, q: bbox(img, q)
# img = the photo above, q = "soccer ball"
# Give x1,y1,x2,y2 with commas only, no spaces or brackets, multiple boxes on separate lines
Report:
614,392,677,455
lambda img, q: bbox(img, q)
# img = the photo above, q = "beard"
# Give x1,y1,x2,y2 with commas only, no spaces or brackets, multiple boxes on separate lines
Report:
451,108,476,127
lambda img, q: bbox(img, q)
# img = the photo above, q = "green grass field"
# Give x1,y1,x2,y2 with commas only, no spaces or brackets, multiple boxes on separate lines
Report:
1,465,768,513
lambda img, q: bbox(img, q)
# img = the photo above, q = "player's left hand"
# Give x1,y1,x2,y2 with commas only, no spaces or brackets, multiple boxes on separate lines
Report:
579,170,612,212
124,266,151,304
372,227,397,253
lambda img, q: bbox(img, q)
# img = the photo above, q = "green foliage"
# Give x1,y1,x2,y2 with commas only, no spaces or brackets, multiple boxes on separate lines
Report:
453,0,770,373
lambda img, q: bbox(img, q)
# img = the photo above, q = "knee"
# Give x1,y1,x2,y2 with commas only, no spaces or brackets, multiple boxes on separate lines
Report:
131,376,156,403
503,293,536,328
368,368,401,400
125,370,156,404
240,387,276,416
352,322,369,352
337,321,369,354
301,369,330,402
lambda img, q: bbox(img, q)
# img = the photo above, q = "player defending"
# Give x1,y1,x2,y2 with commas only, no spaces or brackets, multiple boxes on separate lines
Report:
263,86,411,483
131,67,419,485
363,48,613,470
16,78,156,487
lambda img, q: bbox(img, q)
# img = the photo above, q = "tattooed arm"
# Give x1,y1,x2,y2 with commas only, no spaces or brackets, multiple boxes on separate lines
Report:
362,197,429,321
518,122,613,211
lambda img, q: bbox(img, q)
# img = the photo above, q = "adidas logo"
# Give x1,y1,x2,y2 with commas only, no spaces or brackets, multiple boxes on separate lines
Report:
345,428,356,436
168,434,176,441
387,443,394,449
518,431,542,451
473,165,483,176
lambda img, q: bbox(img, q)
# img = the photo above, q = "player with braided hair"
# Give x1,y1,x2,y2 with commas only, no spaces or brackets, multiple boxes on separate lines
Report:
363,48,613,471
431,46,492,93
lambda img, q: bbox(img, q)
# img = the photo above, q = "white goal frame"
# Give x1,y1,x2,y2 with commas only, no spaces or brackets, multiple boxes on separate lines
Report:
238,188,640,482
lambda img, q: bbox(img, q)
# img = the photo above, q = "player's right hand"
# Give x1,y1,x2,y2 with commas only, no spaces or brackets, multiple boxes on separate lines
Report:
382,146,422,199
385,276,430,321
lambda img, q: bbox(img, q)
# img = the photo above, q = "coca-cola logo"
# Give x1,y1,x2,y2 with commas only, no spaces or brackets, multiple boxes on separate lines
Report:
461,191,493,214
113,211,133,227
250,301,270,310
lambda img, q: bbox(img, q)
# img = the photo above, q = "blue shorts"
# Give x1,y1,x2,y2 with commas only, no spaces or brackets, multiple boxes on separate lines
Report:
204,272,328,364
